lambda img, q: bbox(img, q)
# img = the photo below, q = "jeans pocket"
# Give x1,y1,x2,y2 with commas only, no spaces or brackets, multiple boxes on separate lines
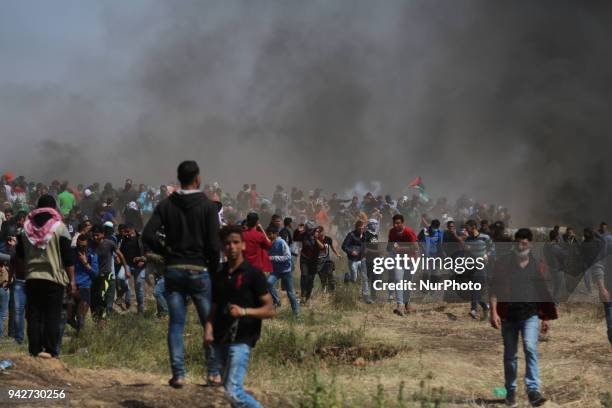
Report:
189,272,210,294
164,269,183,293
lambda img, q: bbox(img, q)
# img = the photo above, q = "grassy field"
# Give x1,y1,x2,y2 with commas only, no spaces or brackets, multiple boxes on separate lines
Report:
2,272,611,407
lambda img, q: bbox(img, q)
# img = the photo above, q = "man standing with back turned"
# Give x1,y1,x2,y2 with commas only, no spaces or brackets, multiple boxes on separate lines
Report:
143,160,221,388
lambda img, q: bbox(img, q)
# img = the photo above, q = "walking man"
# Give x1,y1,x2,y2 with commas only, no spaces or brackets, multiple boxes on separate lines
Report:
143,160,221,388
489,228,557,407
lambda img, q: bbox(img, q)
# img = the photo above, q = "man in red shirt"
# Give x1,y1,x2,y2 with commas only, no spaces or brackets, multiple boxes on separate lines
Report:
242,213,272,273
387,214,418,316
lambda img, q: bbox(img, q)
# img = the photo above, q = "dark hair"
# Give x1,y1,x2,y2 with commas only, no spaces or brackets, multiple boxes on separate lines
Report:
392,214,404,223
177,160,200,186
15,210,27,221
4,208,13,215
77,234,89,243
493,221,505,231
91,224,104,234
431,219,440,229
271,214,281,221
446,220,455,228
549,229,559,241
266,225,280,234
514,228,533,242
220,225,244,241
465,219,478,228
37,194,57,209
246,212,259,228
283,217,293,227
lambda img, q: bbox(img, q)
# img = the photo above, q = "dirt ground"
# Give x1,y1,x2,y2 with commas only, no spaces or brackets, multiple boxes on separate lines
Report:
249,300,612,407
0,352,238,407
1,301,610,407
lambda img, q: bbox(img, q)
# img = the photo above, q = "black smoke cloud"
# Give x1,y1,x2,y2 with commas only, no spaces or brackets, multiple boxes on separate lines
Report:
1,1,611,226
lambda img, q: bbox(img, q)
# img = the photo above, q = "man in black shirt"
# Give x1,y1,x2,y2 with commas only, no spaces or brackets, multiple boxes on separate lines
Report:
119,223,146,314
314,226,340,293
91,224,129,319
293,222,318,304
279,217,294,251
206,225,275,408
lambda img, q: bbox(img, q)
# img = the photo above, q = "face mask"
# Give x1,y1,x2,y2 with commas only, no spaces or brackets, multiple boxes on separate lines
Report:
515,247,530,258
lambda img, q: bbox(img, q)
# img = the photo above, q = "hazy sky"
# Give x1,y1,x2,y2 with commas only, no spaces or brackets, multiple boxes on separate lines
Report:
1,1,611,225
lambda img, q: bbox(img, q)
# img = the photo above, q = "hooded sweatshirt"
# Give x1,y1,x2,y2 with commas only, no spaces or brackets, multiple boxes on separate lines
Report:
142,191,221,273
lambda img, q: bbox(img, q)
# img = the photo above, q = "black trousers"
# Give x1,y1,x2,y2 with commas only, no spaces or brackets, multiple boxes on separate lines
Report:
317,260,336,292
26,279,65,357
300,259,317,301
90,275,105,319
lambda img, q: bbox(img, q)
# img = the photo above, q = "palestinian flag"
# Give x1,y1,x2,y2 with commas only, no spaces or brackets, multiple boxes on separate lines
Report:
408,176,429,203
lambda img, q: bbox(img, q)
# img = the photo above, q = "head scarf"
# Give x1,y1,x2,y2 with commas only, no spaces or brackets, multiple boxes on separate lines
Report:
23,207,63,249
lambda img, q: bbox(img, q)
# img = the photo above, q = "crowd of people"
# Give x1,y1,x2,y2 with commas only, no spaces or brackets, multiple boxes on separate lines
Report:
0,165,610,408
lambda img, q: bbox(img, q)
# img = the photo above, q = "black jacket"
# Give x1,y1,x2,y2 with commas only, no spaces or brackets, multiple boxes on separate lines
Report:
142,192,220,273
342,230,365,261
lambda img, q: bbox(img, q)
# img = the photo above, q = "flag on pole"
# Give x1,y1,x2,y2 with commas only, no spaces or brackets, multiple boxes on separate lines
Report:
408,176,429,203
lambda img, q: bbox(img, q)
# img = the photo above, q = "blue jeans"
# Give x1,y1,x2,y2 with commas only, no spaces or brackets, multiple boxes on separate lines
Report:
208,343,263,408
470,267,488,311
0,287,9,337
116,266,132,306
501,315,541,393
9,280,26,343
154,278,168,316
164,268,211,379
268,272,299,316
392,267,412,305
131,267,146,313
344,258,370,300
345,259,360,283
604,302,612,345
347,259,371,301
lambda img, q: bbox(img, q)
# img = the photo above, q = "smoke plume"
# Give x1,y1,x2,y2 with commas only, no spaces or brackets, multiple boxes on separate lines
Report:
1,1,611,226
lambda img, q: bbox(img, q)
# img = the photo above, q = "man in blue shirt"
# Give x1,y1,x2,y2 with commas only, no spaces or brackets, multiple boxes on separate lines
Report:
418,219,445,290
266,225,299,317
69,234,99,332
